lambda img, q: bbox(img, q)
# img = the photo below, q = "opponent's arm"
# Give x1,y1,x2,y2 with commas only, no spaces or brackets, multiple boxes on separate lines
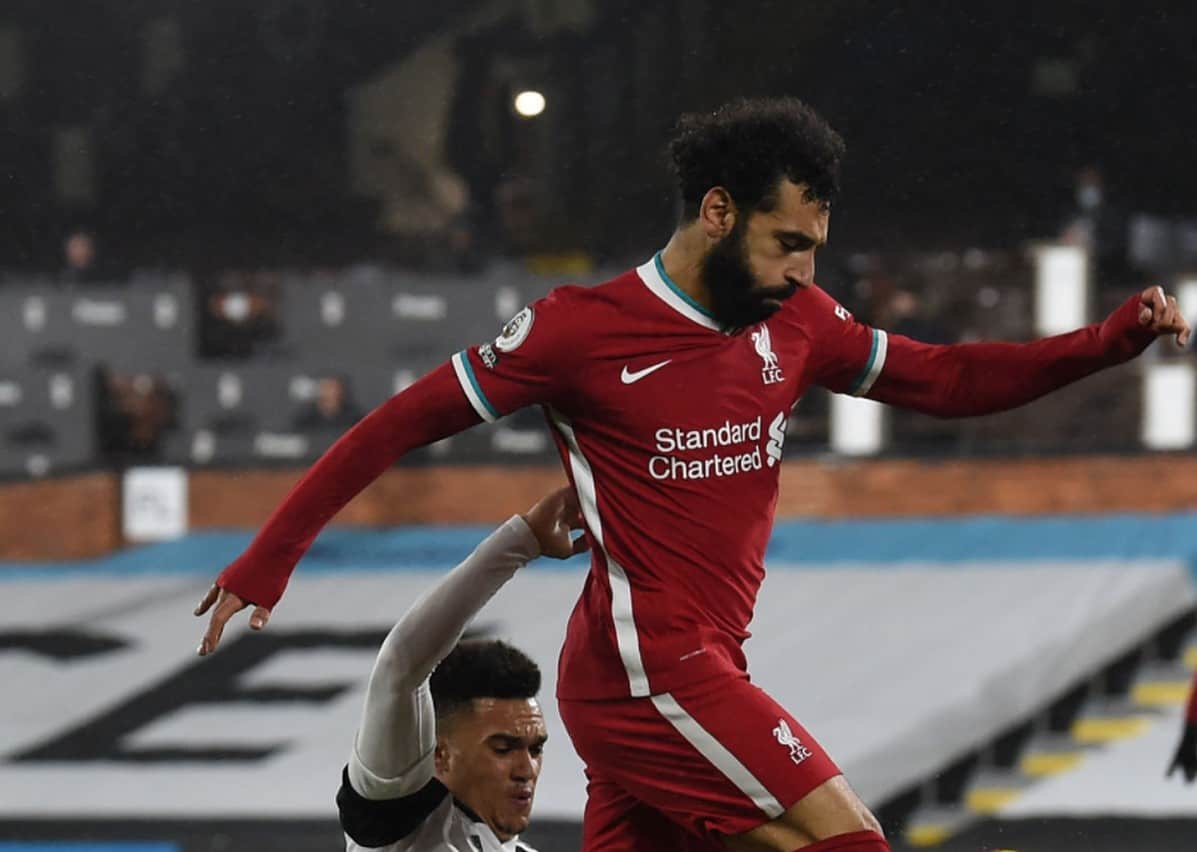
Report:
349,486,585,798
350,517,536,798
815,286,1188,418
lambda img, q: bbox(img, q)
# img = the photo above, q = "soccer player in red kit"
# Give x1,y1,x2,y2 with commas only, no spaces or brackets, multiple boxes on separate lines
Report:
193,98,1190,851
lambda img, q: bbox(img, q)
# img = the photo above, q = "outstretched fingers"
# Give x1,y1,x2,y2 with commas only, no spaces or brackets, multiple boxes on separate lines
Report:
1138,286,1191,348
193,583,220,617
250,605,272,630
197,592,246,656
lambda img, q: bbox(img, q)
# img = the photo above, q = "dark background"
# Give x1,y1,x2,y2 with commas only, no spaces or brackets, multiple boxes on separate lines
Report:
2,0,1194,272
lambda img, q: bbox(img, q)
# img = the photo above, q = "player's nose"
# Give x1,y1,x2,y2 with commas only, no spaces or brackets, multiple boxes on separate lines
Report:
510,751,535,780
787,257,815,287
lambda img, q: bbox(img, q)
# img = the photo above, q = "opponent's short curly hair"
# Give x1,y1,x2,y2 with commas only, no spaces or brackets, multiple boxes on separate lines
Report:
431,639,541,723
668,96,846,220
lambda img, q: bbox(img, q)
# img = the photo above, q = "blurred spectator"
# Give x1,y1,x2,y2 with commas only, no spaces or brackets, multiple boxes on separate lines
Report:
882,288,952,344
849,260,950,342
292,376,361,431
97,369,178,461
494,175,542,256
200,271,280,358
58,229,106,285
1058,165,1133,290
441,203,489,274
445,28,518,255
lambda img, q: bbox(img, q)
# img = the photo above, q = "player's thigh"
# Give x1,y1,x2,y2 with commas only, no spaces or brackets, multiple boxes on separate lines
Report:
561,677,845,840
721,774,883,852
582,768,720,852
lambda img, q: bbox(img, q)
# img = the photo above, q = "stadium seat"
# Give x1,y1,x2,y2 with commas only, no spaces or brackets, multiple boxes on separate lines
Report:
0,367,97,478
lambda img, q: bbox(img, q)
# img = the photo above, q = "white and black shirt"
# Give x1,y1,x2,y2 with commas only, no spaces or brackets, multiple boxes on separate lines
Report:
338,769,538,852
336,517,543,852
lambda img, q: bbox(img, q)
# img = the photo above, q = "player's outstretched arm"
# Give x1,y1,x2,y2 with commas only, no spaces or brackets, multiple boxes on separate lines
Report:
194,287,581,655
194,362,482,655
1167,669,1197,783
349,486,584,798
868,286,1188,418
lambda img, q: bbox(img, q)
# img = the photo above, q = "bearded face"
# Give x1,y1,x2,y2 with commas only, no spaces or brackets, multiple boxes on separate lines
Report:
701,217,798,329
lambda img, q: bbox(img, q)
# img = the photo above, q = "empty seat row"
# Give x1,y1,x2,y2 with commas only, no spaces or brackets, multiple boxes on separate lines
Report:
0,279,195,371
0,269,575,372
0,367,96,479
165,363,556,468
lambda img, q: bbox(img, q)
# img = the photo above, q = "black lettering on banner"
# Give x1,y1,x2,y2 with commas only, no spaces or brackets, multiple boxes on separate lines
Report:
0,629,129,661
13,628,389,764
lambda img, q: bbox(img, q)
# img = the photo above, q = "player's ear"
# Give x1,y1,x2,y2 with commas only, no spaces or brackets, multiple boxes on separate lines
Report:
434,736,452,777
699,187,736,240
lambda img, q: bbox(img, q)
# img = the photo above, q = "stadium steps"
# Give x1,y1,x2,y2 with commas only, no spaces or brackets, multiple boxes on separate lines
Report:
887,607,1197,848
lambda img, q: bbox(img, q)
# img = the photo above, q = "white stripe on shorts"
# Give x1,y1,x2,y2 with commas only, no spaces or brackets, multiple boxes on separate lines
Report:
650,692,784,819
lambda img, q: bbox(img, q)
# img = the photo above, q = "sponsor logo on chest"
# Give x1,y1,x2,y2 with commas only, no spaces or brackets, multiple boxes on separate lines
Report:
649,411,788,481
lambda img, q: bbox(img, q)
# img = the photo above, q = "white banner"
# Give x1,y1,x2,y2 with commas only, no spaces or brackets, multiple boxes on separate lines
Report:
0,558,1193,819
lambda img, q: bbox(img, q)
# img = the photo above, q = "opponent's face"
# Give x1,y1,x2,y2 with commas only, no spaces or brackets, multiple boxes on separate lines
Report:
701,179,829,328
435,697,546,841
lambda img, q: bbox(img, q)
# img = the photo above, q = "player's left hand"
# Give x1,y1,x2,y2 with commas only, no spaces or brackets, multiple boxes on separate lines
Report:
193,584,272,656
1138,285,1191,348
522,485,589,559
1166,722,1197,783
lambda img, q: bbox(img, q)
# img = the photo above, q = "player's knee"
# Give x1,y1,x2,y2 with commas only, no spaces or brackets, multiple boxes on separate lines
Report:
792,805,881,841
730,775,883,851
808,789,880,833
858,807,883,837
797,829,890,851
791,775,881,838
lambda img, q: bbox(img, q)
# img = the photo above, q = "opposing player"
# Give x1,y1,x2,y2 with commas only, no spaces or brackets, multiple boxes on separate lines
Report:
335,485,586,850
1166,671,1197,783
193,97,1190,851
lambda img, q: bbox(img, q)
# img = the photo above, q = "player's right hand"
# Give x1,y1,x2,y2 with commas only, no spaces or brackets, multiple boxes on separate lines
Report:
1138,285,1191,348
193,583,272,656
522,485,590,560
1166,722,1197,783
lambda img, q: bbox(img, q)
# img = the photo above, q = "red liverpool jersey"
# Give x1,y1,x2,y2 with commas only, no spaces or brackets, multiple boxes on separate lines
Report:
218,251,1152,700
453,255,886,700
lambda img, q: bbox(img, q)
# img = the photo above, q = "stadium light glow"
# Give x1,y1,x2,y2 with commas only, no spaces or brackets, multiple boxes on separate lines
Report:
514,90,546,117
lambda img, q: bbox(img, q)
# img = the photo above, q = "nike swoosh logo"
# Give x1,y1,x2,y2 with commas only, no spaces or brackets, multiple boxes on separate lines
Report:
620,360,672,384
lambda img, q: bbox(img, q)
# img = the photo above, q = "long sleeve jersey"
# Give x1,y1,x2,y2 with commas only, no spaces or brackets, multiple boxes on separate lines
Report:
220,257,1156,699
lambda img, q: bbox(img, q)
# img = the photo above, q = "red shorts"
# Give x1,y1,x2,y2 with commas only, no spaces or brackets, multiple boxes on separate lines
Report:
559,674,841,849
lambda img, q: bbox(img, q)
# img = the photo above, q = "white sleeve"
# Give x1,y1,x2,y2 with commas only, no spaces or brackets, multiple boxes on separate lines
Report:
347,515,541,800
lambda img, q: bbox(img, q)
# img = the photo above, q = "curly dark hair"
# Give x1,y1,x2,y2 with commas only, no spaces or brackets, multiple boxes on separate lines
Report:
668,96,846,221
431,639,541,723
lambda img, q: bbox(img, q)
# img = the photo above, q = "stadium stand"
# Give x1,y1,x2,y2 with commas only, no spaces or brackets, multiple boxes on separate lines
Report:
0,249,1185,477
0,366,95,479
